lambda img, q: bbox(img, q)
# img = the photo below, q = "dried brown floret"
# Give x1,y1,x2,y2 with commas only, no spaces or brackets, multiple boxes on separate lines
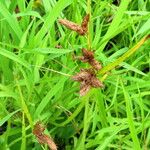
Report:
82,48,94,61
58,19,84,35
81,14,90,34
58,14,89,35
72,68,91,81
80,81,91,96
89,59,102,70
77,48,102,70
72,69,103,96
33,122,57,150
90,77,103,88
43,135,57,150
55,45,62,49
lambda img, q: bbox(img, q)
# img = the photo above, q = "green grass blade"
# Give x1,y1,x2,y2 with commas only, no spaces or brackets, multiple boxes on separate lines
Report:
35,77,66,118
30,47,73,54
99,35,150,75
16,78,33,128
94,89,108,127
21,113,26,150
34,0,72,45
0,1,22,40
121,79,141,150
121,62,146,76
0,47,31,70
14,11,44,22
0,109,20,126
96,125,128,150
136,18,150,36
19,19,34,48
57,91,93,127
97,0,130,52
75,93,91,150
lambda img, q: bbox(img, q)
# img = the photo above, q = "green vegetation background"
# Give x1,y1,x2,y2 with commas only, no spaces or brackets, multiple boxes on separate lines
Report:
0,0,150,150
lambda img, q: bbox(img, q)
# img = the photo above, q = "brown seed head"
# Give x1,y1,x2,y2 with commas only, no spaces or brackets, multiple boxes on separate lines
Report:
91,77,103,88
82,48,94,60
89,59,102,70
80,82,91,96
79,48,102,70
72,68,103,96
58,19,84,35
43,135,57,150
58,14,89,36
72,69,92,82
33,122,57,150
33,121,45,136
81,14,90,33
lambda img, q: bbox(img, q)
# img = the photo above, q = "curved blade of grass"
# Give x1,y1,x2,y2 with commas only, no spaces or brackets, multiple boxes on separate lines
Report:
99,35,150,75
0,109,21,126
121,62,146,76
136,18,150,36
0,91,17,99
34,0,72,44
19,19,34,48
0,2,22,40
42,0,52,12
57,90,94,127
51,91,92,127
14,11,44,22
75,94,91,150
16,78,33,128
96,125,128,150
121,79,141,150
97,0,130,52
8,133,32,147
35,77,67,118
94,89,108,127
0,47,31,70
30,48,73,54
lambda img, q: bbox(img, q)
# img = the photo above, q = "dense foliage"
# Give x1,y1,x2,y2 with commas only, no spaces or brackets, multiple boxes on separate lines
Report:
0,0,150,150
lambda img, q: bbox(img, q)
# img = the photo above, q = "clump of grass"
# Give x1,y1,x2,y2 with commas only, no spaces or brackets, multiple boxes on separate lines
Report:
59,12,104,96
0,0,150,150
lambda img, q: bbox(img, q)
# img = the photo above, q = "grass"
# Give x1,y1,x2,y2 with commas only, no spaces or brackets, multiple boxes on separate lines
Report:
0,0,150,150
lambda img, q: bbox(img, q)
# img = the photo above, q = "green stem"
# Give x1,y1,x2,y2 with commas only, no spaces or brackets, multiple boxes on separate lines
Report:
15,77,33,129
87,0,91,50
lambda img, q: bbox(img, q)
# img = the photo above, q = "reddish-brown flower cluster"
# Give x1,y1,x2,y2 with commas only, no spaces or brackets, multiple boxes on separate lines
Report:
33,122,57,150
79,48,102,70
59,14,103,96
72,48,103,96
58,14,89,35
72,69,103,96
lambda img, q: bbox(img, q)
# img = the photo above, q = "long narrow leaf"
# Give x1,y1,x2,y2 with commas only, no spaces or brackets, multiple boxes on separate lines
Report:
0,109,20,126
0,2,22,39
0,47,31,70
99,35,150,75
34,0,72,45
97,0,130,52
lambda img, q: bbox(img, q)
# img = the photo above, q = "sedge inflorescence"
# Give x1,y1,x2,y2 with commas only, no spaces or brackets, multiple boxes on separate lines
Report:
59,14,104,96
